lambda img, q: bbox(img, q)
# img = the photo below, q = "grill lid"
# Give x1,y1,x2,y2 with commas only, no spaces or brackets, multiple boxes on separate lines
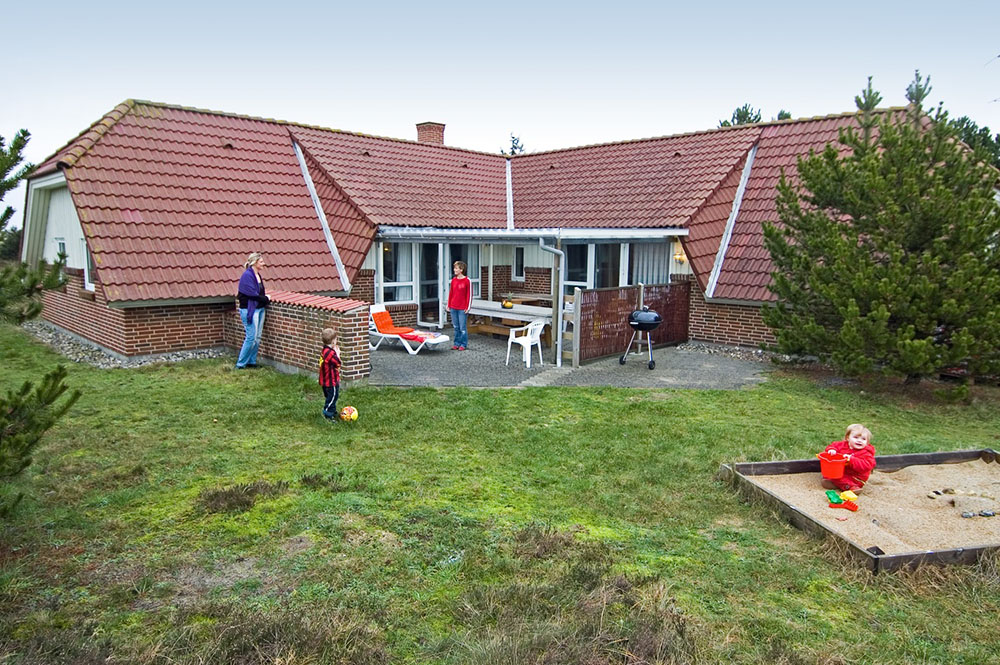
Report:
628,306,662,331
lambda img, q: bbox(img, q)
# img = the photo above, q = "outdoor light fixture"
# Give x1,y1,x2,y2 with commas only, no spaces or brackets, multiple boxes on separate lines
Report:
673,248,686,263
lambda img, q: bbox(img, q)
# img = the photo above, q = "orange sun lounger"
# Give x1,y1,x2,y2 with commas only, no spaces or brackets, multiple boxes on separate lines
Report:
368,304,450,355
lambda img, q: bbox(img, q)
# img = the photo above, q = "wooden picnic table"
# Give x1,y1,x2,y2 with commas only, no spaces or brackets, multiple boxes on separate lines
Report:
467,299,554,345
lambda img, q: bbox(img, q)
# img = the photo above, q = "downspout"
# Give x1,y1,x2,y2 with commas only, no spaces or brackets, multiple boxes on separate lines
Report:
537,237,564,367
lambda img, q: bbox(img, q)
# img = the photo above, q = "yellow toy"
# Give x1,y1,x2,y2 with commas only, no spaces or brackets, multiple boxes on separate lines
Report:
839,490,858,502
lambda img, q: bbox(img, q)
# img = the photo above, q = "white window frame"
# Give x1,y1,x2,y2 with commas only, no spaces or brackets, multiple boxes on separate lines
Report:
81,239,96,291
376,241,418,304
512,246,526,282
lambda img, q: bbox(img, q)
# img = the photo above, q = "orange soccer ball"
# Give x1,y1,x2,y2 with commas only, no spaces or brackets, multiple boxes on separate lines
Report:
340,406,358,422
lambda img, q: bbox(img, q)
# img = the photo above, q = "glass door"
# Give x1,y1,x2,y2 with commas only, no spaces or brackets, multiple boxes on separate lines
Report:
594,243,621,288
418,243,440,326
447,244,481,298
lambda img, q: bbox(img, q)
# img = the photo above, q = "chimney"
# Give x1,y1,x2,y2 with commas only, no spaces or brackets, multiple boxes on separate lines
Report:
416,122,445,145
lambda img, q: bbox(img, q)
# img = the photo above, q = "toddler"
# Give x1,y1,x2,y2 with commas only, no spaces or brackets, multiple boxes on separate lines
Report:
319,328,342,420
820,423,876,492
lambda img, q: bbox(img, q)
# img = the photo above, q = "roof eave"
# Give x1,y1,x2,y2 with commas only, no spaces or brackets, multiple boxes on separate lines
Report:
376,227,688,243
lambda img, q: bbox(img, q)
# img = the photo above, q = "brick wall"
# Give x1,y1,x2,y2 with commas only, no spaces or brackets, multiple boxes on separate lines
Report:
41,270,228,356
42,272,373,380
524,267,552,294
481,265,512,300
223,296,371,381
350,269,375,304
684,277,776,347
385,303,417,327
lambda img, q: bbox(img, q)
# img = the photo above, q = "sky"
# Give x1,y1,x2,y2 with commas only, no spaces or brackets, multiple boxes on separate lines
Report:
3,0,999,228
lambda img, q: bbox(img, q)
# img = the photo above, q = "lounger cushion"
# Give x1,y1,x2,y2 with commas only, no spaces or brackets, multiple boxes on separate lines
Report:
372,310,414,335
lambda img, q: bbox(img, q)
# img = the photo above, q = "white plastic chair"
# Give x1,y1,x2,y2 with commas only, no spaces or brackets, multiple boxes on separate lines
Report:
506,319,546,368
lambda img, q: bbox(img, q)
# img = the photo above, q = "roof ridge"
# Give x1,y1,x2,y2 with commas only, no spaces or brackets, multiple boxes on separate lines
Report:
130,99,507,159
34,100,136,174
512,106,909,158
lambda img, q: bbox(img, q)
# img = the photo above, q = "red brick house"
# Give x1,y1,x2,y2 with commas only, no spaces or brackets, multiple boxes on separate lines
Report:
21,99,875,376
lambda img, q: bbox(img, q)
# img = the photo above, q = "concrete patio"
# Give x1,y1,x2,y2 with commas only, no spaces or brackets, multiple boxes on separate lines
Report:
366,331,771,389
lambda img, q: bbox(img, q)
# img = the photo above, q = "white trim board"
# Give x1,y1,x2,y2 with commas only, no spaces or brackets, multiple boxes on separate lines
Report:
706,144,757,299
292,141,351,291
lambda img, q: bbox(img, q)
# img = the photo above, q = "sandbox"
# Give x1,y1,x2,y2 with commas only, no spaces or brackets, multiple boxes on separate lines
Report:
719,449,1000,572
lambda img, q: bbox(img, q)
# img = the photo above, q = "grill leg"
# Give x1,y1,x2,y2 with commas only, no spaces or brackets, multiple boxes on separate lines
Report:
646,332,655,370
620,330,638,364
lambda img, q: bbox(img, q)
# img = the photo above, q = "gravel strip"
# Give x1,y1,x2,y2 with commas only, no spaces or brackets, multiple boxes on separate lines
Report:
20,321,229,369
675,341,816,366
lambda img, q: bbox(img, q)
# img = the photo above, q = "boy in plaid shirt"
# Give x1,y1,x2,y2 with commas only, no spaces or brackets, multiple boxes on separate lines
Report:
319,328,342,420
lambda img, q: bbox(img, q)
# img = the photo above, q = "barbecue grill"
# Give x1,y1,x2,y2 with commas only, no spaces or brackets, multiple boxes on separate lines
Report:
620,305,662,370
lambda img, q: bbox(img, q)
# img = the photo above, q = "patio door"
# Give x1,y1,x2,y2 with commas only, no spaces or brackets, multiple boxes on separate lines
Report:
418,243,441,326
446,244,481,298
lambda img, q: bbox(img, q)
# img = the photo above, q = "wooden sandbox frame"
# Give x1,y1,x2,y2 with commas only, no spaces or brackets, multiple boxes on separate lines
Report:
719,448,999,573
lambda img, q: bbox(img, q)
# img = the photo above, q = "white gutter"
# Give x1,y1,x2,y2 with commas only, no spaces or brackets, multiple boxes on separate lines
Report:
537,238,565,368
706,143,757,299
505,158,514,230
292,140,352,291
378,227,687,243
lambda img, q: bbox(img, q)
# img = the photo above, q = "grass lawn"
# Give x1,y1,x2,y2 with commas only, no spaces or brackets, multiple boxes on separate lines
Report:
1,322,999,664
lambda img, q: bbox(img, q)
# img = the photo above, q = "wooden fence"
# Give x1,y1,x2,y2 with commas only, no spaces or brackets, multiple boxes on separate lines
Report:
574,282,689,363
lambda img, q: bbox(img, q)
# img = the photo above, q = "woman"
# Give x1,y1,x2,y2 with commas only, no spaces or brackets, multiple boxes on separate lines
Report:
447,260,472,350
236,252,269,369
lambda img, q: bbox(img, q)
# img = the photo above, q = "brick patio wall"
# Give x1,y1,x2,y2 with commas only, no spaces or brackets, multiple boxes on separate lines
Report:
223,291,371,382
41,273,373,380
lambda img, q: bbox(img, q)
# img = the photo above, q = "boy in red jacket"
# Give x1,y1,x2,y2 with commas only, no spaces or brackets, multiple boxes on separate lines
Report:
319,328,342,420
821,423,876,492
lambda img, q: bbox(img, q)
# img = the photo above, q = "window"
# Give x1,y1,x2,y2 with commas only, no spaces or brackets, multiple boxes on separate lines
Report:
512,246,525,281
629,242,672,285
381,242,414,302
81,239,97,291
594,244,620,288
448,244,481,297
563,244,589,296
54,237,66,259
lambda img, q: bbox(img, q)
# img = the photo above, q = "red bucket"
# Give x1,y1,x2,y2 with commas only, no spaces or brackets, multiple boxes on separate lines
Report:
816,452,847,480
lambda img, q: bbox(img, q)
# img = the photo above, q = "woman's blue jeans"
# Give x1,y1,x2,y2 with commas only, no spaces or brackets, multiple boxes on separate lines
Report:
450,308,468,348
236,308,266,367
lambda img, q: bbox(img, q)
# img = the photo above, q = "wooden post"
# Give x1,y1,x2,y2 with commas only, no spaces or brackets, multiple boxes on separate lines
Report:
488,244,494,302
572,287,581,368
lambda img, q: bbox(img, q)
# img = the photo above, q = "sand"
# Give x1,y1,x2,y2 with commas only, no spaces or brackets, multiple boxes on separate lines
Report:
749,459,1000,555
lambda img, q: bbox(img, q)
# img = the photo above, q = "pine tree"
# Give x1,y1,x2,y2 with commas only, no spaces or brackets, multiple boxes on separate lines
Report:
0,129,78,516
719,104,762,127
762,73,1000,384
501,133,525,156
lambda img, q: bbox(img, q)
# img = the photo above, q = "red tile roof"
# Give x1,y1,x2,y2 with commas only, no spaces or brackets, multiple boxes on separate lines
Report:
299,148,376,286
710,114,861,302
290,126,507,228
511,127,761,228
33,99,888,306
56,102,351,302
269,289,368,312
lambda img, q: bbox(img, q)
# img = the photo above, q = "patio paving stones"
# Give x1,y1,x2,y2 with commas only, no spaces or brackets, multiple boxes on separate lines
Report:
367,331,770,389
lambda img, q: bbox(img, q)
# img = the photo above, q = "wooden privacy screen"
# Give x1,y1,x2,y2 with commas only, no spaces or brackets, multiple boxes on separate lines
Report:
576,282,689,362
